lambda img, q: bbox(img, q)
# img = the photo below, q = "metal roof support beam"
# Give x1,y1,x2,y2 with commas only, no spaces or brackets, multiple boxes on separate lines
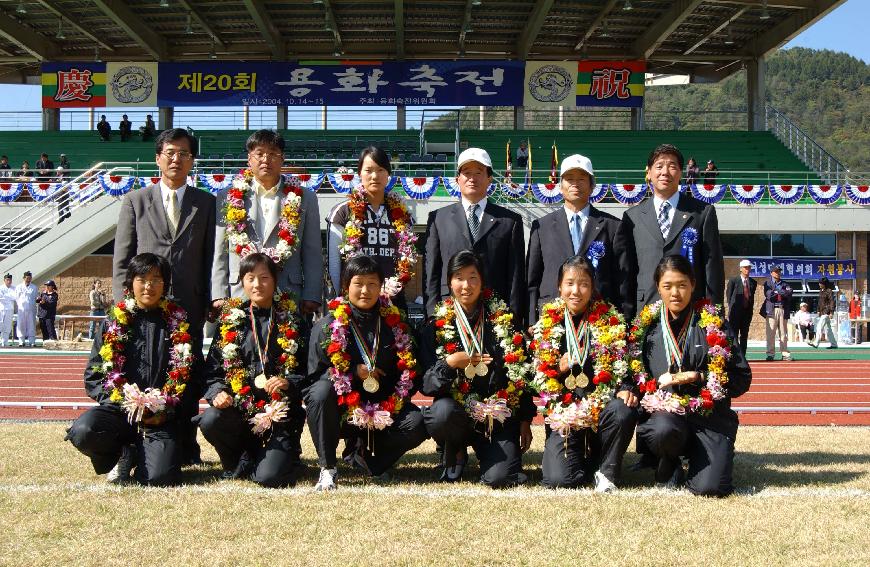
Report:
574,0,619,51
517,0,555,60
320,0,344,56
34,1,114,51
743,0,843,56
177,0,226,50
241,0,284,58
91,0,166,60
707,0,816,8
684,6,749,54
458,0,477,55
394,0,404,60
0,13,58,60
746,57,765,131
632,0,704,59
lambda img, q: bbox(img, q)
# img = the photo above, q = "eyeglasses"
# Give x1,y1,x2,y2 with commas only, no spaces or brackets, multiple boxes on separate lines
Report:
249,152,283,162
160,150,193,161
133,277,164,288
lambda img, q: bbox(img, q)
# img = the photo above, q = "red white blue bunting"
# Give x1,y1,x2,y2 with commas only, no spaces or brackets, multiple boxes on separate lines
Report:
612,183,647,205
844,184,870,206
531,183,562,205
731,184,764,205
768,184,805,205
70,181,101,201
500,182,528,198
442,177,461,198
139,176,162,188
806,184,842,206
199,173,234,194
384,175,399,194
401,176,440,199
326,172,361,194
99,174,136,197
0,182,25,203
689,183,727,205
30,182,62,202
589,183,607,203
286,172,325,192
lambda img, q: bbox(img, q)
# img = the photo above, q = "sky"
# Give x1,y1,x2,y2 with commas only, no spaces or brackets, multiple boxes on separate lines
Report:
0,0,864,117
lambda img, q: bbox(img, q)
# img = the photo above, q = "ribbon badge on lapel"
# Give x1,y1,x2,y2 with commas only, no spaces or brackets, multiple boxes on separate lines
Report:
586,240,605,269
680,227,698,266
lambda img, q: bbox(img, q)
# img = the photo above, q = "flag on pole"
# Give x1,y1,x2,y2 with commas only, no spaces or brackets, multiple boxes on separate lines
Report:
505,139,512,184
548,141,559,183
524,139,533,186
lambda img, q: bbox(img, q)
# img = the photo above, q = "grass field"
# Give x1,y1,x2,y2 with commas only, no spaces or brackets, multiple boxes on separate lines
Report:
1,423,868,566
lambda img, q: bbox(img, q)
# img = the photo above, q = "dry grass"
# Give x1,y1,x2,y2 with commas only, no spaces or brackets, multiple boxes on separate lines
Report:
0,423,868,567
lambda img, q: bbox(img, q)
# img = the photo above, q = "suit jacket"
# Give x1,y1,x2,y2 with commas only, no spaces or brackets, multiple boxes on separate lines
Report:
424,201,525,324
619,192,724,321
526,205,627,324
725,274,757,323
112,184,216,333
761,277,793,318
211,180,322,303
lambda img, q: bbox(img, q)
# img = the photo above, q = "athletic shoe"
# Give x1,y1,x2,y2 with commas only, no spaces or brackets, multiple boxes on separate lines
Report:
593,470,617,493
765,356,774,361
315,467,338,491
106,444,134,484
828,345,838,349
808,342,818,348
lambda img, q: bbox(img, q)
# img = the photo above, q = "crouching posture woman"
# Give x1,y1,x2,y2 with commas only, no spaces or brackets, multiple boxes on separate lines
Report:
197,253,306,488
531,256,638,491
306,255,427,490
66,253,196,486
420,250,534,487
629,255,752,496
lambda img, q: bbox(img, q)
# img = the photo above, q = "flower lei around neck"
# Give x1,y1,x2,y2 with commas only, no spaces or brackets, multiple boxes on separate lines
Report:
218,292,301,435
324,294,416,431
530,298,629,436
628,298,730,416
433,289,531,426
98,296,193,424
223,168,303,266
340,185,418,296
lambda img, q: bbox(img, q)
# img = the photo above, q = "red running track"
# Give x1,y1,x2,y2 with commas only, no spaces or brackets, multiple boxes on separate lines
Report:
1,354,868,425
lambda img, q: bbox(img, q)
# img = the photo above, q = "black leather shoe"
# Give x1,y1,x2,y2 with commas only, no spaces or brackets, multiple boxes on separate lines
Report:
222,451,255,480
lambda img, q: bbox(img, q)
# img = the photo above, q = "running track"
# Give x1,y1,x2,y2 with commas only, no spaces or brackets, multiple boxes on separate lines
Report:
0,353,868,425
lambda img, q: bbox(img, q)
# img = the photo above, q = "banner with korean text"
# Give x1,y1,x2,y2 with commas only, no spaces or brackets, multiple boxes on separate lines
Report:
41,62,106,108
747,258,857,281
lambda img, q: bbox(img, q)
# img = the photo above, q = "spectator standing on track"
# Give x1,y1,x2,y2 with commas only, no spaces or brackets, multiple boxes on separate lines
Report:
725,259,757,355
810,277,837,349
36,280,58,341
761,265,793,361
15,271,38,347
88,279,108,340
0,273,15,347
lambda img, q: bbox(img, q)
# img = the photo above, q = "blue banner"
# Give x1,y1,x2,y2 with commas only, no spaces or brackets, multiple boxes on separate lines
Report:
158,60,524,107
747,258,857,280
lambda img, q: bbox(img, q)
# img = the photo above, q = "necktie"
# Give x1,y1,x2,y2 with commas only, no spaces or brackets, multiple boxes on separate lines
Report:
167,190,180,237
657,200,671,238
743,278,750,308
569,214,582,254
468,203,480,242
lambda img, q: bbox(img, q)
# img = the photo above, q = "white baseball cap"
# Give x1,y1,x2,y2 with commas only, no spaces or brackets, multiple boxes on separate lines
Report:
560,154,595,178
739,259,751,268
457,148,492,171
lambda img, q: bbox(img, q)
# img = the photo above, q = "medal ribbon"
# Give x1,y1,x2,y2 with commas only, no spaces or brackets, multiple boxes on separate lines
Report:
660,302,694,370
249,304,273,376
349,315,381,372
564,308,590,368
454,303,484,356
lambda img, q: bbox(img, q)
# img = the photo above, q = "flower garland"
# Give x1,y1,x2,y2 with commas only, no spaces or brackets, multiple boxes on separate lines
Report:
223,168,303,266
340,185,418,296
97,296,193,424
627,298,730,416
432,290,531,425
217,292,301,434
324,294,416,430
530,298,628,435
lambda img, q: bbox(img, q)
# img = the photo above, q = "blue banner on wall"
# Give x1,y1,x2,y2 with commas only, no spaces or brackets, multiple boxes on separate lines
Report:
747,258,857,280
158,60,525,107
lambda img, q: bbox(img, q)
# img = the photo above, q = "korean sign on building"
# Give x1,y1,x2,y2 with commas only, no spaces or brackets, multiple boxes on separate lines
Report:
748,258,857,281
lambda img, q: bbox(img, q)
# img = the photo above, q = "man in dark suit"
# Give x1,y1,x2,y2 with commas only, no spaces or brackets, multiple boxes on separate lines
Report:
112,127,216,464
424,148,526,323
725,259,758,355
527,154,626,324
618,144,724,321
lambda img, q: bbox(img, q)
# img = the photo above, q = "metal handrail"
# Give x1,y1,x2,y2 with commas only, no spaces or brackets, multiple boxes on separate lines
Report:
765,104,850,185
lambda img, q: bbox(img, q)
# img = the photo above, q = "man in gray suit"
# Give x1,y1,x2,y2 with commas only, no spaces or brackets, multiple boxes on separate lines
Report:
112,127,216,464
211,129,322,316
618,144,724,321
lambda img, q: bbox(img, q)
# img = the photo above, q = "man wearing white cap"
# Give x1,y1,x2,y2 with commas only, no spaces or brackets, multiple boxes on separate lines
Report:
424,147,526,322
527,154,626,324
725,259,758,354
0,274,16,347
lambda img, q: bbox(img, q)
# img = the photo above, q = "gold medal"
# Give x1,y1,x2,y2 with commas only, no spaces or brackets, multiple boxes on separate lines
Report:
671,371,691,385
363,376,380,393
475,361,488,377
254,373,268,389
464,364,476,379
564,374,577,391
575,372,589,389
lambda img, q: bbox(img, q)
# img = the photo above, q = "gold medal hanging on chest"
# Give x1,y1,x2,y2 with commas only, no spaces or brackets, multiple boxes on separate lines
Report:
455,302,488,379
249,304,274,391
350,315,382,394
564,309,591,391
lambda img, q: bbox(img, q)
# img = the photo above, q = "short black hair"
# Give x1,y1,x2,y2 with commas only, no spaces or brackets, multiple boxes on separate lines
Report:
123,253,171,293
0,155,7,160
245,129,285,153
238,252,278,283
446,250,486,289
155,128,199,157
23,271,31,277
819,277,830,288
557,255,596,288
653,254,695,286
340,255,384,293
647,144,684,171
41,153,48,158
357,146,392,175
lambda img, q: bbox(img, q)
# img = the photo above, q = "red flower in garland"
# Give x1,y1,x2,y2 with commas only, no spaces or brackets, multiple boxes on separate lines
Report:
435,319,446,328
483,288,493,300
278,228,291,241
386,313,402,327
512,333,523,346
397,358,407,371
279,353,288,364
643,379,658,394
609,316,619,326
445,342,458,354
271,391,282,401
504,352,519,364
700,389,714,409
225,330,238,343
381,396,396,414
562,393,573,404
327,343,342,355
285,328,298,339
458,381,471,394
389,207,404,221
594,370,612,384
328,299,341,310
496,389,508,400
229,188,243,200
346,391,361,407
256,400,266,409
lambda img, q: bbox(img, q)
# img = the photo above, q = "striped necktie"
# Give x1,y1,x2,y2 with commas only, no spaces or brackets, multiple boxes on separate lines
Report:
657,200,671,238
468,203,480,242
